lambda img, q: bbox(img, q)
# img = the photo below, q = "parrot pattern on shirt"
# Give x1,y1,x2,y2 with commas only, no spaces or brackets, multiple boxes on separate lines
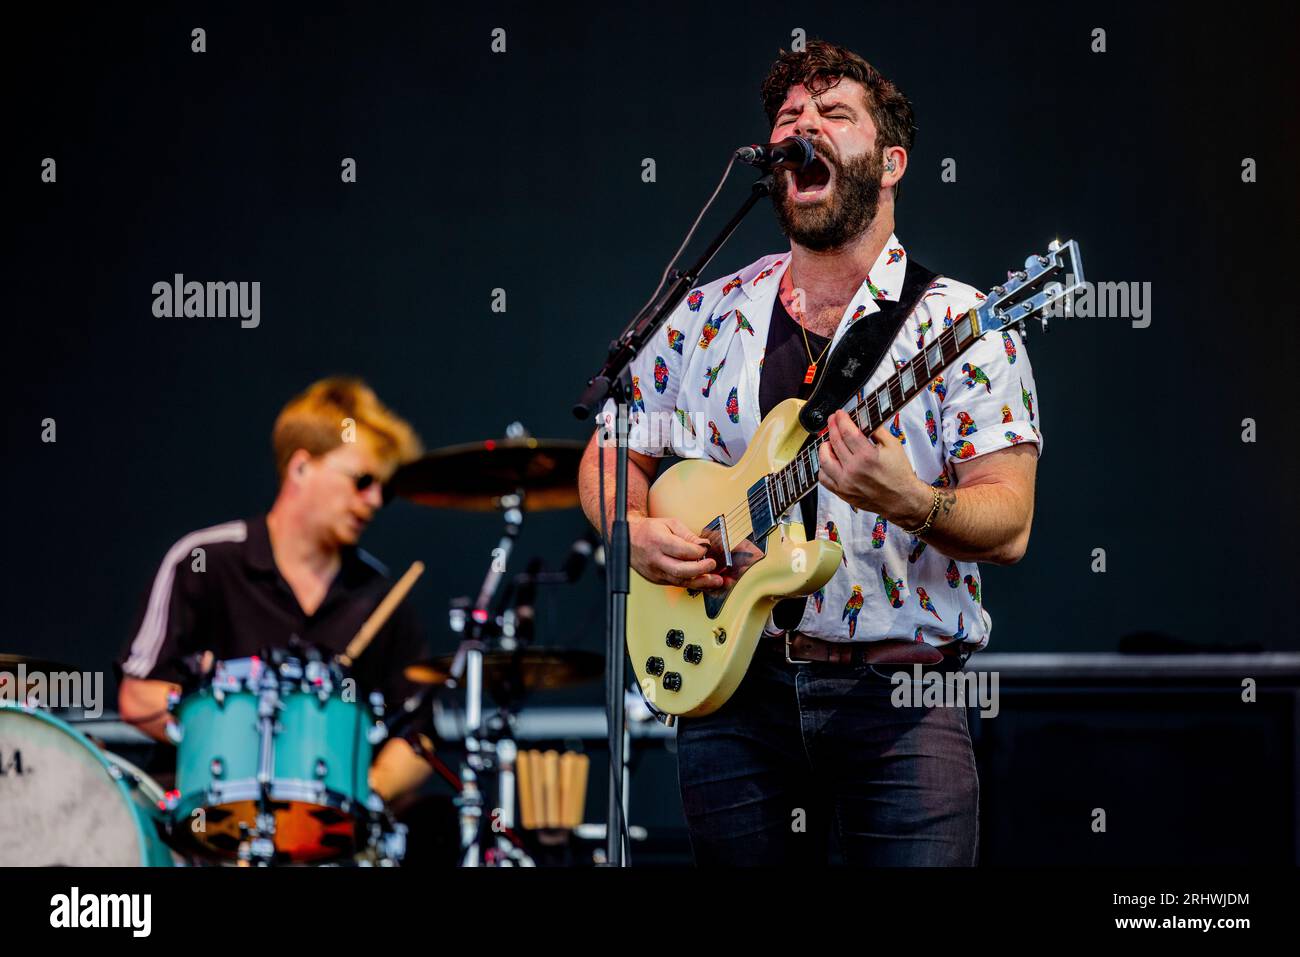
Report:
599,234,1042,653
842,585,865,638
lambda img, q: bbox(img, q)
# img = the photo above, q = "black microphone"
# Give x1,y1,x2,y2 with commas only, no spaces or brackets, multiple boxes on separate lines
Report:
562,528,601,581
735,136,815,171
514,556,544,642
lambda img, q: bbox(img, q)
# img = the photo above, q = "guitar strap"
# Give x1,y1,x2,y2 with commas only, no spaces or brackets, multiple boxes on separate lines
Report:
798,257,939,434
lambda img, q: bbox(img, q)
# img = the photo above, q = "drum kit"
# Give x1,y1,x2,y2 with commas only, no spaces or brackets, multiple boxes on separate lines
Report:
0,425,618,868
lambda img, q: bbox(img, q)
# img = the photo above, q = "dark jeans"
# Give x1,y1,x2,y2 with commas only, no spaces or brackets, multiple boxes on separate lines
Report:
676,643,979,866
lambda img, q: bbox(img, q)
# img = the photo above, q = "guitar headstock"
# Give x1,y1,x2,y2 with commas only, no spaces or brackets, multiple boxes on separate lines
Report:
977,238,1084,336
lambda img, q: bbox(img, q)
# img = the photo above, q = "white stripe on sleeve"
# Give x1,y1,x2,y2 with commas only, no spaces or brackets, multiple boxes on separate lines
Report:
121,520,248,679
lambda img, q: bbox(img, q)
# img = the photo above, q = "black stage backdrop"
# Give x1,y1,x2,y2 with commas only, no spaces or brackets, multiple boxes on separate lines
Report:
7,0,1298,700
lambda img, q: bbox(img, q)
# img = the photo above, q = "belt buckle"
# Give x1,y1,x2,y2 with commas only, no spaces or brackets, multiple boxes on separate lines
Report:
784,633,813,664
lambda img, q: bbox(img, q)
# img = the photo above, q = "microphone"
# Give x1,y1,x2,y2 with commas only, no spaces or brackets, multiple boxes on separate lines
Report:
562,528,601,582
514,556,544,642
735,136,815,171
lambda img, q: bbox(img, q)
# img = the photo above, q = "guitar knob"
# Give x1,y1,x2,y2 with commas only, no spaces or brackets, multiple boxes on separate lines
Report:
713,627,727,645
662,672,682,692
645,656,665,677
665,629,685,649
683,644,703,665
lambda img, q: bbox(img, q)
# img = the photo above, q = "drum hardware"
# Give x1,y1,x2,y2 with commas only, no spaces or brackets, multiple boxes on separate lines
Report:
388,424,634,866
158,558,424,866
440,540,607,866
404,648,604,694
167,651,395,865
1,424,623,868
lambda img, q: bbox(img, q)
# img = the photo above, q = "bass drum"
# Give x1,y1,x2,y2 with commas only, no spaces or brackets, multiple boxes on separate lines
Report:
0,704,177,866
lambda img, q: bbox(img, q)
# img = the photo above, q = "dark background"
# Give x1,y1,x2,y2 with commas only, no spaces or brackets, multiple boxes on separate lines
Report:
6,2,1299,862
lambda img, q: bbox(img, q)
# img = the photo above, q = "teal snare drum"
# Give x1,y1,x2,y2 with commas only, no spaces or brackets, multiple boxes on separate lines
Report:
0,703,176,866
172,655,388,863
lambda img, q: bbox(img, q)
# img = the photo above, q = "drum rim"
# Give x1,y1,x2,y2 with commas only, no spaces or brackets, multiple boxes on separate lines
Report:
173,778,368,816
170,784,371,863
0,702,167,866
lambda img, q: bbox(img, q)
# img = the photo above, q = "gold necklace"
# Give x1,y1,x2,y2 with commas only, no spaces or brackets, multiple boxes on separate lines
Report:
784,269,833,384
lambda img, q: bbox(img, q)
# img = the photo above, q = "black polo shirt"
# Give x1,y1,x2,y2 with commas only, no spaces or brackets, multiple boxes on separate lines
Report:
116,515,426,707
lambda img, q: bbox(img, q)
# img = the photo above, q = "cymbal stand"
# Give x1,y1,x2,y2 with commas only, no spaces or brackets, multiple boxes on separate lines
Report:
450,490,527,867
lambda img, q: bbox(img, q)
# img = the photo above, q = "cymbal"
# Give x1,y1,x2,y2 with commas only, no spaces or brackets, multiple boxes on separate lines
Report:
405,649,603,693
0,653,83,702
0,653,81,677
386,438,585,511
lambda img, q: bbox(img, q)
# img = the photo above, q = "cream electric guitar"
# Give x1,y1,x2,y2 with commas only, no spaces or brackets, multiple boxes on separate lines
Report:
627,240,1084,717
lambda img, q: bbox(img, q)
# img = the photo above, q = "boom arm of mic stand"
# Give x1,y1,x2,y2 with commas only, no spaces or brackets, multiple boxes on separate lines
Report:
573,173,775,419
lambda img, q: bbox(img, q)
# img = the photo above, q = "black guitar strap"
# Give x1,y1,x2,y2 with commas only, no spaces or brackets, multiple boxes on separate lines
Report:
798,257,939,433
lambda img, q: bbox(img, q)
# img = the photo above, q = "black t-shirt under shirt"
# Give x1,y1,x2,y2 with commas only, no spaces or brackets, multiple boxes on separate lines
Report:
759,294,831,630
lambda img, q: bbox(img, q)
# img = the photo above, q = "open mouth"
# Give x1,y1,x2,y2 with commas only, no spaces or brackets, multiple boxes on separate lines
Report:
791,156,833,198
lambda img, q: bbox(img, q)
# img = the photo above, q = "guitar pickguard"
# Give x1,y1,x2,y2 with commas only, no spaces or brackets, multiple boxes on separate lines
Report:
690,531,768,619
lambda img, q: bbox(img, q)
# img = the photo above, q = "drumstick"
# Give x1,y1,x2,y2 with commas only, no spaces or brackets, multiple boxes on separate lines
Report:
338,561,425,667
565,752,585,829
571,753,589,828
530,750,546,830
542,750,560,829
559,752,574,828
516,749,536,830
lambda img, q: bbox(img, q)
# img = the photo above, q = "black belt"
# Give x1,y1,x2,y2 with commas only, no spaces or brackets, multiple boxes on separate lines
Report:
762,632,970,668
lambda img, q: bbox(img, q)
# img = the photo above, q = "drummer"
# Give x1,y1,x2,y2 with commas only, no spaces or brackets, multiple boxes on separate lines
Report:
116,377,433,804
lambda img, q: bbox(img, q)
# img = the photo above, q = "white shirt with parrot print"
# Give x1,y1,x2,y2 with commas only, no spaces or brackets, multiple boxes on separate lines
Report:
600,234,1042,652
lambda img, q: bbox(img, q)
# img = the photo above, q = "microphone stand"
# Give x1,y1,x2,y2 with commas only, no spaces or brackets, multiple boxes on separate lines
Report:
573,171,775,867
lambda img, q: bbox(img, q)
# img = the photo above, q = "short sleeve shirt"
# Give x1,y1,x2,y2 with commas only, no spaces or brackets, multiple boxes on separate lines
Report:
116,515,428,706
598,235,1042,652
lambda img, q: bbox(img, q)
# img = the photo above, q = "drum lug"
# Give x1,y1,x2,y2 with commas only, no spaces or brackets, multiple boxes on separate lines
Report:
164,690,185,743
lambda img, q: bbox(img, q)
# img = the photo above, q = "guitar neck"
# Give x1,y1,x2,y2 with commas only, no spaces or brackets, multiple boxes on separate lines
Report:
763,306,985,526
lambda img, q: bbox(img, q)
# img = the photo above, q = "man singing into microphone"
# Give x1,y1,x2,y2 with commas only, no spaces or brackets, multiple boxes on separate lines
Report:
578,40,1042,865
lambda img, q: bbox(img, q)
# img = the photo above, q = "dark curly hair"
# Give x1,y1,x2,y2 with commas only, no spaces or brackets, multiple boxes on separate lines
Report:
760,39,915,155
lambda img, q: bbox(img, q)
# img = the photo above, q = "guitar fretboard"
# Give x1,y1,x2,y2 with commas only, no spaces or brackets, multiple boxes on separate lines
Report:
765,307,982,523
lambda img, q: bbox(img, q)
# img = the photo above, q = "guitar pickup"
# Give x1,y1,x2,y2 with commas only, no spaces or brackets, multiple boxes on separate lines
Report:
702,514,732,568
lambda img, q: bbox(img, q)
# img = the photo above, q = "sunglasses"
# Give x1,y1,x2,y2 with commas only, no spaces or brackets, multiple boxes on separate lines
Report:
322,461,381,493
